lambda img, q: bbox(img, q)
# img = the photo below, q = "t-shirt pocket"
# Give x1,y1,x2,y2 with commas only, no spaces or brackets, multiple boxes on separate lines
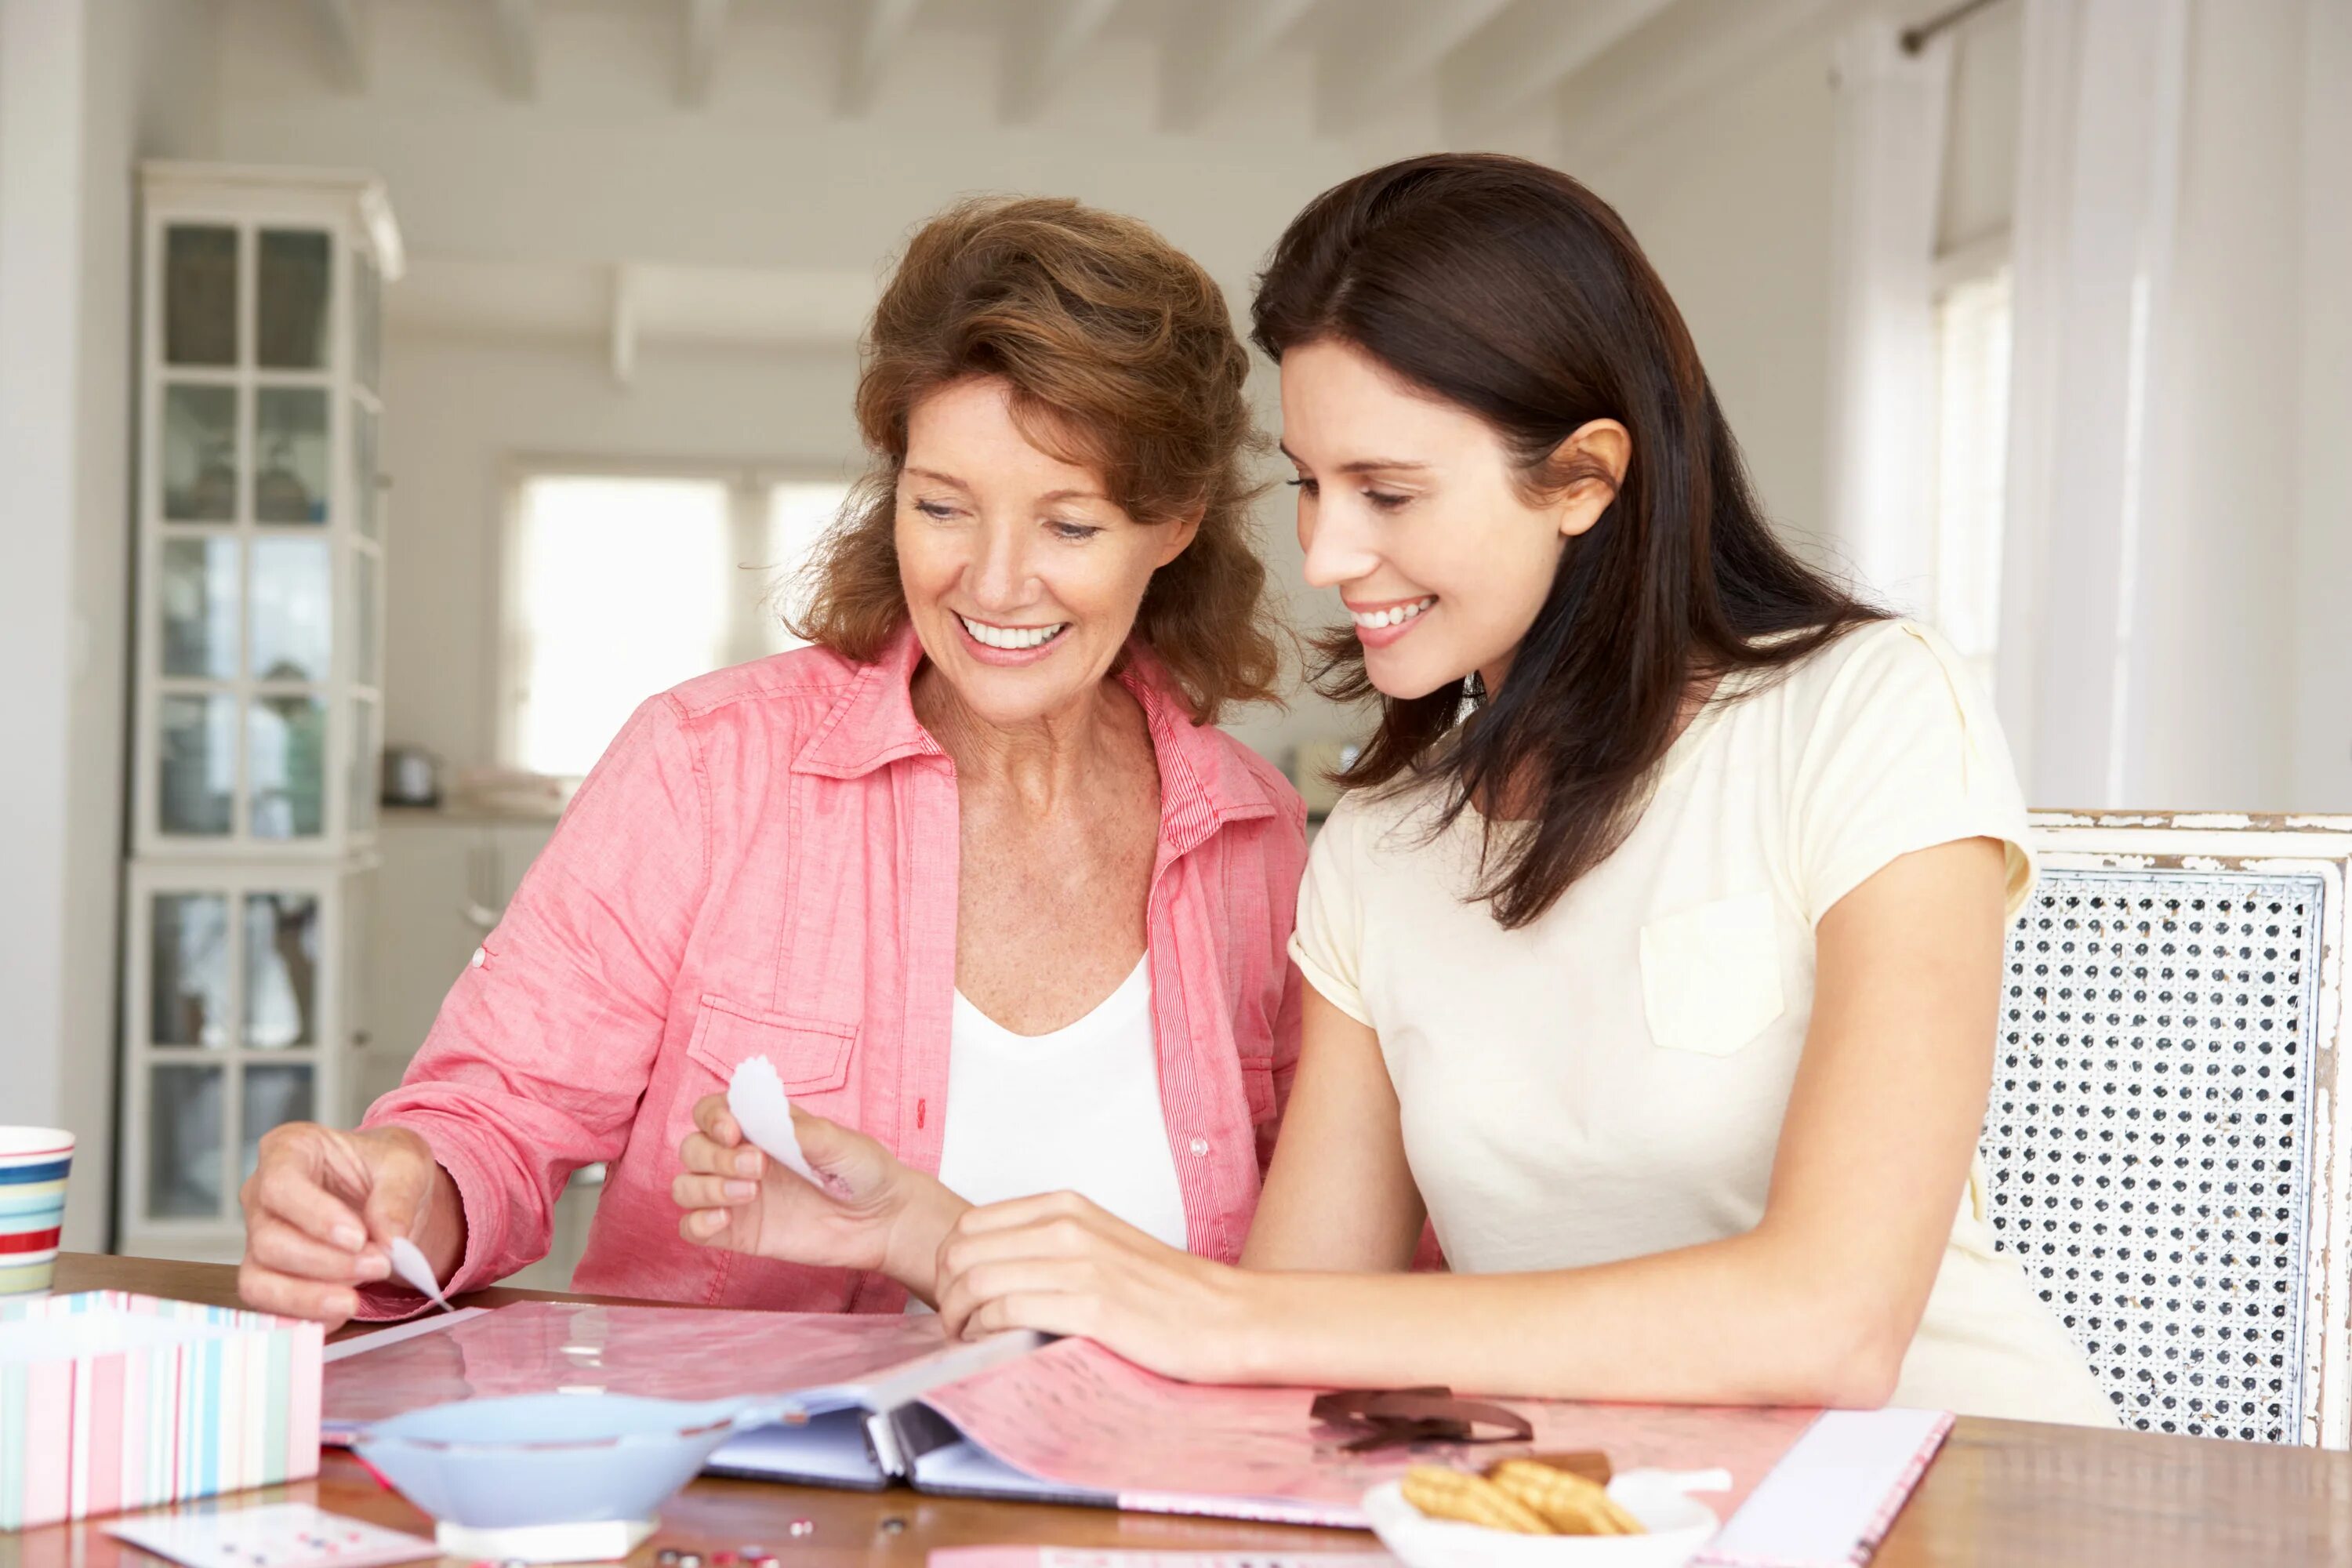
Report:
1639,892,1786,1057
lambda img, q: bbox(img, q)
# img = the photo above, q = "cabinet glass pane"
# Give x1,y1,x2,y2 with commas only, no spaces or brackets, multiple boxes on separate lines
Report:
355,249,381,392
150,891,230,1048
243,893,319,1049
148,1064,224,1218
162,385,238,521
354,549,379,687
255,388,329,523
257,230,332,370
160,536,239,679
163,225,238,367
353,401,380,539
158,692,235,837
241,1065,316,1183
350,698,379,837
250,535,332,682
249,695,328,840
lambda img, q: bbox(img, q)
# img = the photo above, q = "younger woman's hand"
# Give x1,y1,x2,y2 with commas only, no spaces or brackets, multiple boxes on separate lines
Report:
931,1191,1262,1381
673,1096,965,1301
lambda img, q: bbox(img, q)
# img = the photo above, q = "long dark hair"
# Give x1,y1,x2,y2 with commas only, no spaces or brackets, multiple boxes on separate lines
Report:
1254,153,1881,928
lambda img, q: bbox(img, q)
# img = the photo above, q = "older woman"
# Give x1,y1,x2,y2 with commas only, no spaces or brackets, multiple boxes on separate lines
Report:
237,196,1305,1326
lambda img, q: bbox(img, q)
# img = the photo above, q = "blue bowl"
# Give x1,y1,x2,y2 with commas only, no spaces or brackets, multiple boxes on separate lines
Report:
352,1392,789,1530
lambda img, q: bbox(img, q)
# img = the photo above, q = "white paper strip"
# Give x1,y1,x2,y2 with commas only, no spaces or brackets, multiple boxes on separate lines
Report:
1698,1406,1951,1568
387,1236,454,1313
727,1055,825,1188
321,1307,487,1363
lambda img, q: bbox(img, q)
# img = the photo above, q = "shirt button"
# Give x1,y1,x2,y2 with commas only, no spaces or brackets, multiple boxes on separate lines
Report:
1188,1136,1210,1157
469,947,486,970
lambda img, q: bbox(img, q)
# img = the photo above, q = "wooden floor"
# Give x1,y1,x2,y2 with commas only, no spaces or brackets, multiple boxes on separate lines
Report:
13,1253,2352,1566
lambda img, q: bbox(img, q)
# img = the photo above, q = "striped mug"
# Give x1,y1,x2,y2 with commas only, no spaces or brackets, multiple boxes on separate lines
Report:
0,1127,73,1298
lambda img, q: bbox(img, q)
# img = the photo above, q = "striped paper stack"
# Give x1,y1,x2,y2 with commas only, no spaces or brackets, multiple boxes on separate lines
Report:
0,1131,70,1297
0,1291,324,1531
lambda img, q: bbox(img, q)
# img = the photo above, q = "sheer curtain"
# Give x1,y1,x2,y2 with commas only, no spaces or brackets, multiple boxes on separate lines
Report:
1820,17,1954,618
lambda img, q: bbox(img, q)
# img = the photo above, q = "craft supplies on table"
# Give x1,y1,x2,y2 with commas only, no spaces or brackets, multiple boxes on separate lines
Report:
322,1299,1947,1564
0,1290,323,1530
103,1502,434,1568
348,1391,792,1563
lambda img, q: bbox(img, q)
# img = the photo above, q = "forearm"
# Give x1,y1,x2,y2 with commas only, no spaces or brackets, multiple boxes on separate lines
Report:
1226,1229,1911,1408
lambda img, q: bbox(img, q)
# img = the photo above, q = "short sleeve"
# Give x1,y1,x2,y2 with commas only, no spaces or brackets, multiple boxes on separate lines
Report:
1788,621,2036,924
1287,796,1372,1025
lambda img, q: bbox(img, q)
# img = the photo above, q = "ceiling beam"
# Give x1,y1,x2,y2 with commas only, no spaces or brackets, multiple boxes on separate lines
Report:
308,0,365,92
1439,0,1674,136
1318,0,1516,136
488,0,538,100
681,0,729,107
839,0,925,116
1157,0,1319,132
1002,0,1123,125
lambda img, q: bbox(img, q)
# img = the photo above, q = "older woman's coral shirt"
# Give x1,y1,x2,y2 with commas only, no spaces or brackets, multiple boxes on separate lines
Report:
361,625,1306,1315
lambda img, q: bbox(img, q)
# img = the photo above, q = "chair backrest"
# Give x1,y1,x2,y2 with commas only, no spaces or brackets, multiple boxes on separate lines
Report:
1983,813,2352,1446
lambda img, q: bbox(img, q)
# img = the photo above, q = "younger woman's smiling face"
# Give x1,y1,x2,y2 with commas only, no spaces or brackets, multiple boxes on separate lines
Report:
895,375,1196,729
1279,337,1623,700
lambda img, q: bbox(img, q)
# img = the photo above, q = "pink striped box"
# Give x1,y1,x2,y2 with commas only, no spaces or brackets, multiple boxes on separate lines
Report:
0,1290,324,1531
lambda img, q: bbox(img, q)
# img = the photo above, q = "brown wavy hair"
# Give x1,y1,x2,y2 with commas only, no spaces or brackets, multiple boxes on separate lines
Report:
1254,154,1880,927
791,195,1285,724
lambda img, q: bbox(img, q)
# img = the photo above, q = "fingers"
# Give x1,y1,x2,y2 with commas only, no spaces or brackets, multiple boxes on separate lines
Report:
947,1189,1103,1239
680,1130,764,1181
243,1127,368,1252
678,1206,733,1246
691,1093,743,1146
238,1258,360,1329
935,1258,1095,1341
359,1135,434,1250
670,1171,760,1210
246,1216,390,1285
957,1290,1095,1342
935,1207,1100,1289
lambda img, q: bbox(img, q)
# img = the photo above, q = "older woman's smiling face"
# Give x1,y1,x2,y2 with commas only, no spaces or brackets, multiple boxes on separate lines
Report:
896,376,1198,729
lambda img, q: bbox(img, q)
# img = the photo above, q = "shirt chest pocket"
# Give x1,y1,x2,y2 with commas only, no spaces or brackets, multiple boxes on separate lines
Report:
1638,893,1786,1057
682,996,859,1129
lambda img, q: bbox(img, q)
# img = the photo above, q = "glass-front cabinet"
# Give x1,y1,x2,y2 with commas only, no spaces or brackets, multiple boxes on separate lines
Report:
122,860,376,1251
125,164,400,1260
139,167,394,857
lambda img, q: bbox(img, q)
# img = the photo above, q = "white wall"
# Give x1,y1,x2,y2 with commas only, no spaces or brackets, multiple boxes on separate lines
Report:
194,0,1531,775
1570,0,2349,814
0,0,219,1249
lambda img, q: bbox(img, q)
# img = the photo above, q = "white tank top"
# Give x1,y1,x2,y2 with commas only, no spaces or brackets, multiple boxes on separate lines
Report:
936,955,1189,1250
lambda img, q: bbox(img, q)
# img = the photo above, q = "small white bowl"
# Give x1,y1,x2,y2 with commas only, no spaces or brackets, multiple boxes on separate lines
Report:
1362,1468,1722,1568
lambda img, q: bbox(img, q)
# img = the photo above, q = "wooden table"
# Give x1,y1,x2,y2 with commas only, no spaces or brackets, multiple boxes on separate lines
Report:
16,1254,2352,1566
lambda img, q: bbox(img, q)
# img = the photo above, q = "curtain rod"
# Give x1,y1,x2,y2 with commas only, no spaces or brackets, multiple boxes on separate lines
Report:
1900,0,2007,53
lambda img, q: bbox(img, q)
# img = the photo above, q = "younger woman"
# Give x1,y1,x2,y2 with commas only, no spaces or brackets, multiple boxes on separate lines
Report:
688,155,2114,1426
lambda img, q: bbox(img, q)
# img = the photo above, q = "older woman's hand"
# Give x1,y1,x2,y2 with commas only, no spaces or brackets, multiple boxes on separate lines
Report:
674,1096,968,1303
931,1191,1264,1381
238,1122,462,1329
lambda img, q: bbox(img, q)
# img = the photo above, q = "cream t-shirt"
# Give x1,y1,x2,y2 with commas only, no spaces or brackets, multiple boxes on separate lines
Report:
1290,619,2116,1428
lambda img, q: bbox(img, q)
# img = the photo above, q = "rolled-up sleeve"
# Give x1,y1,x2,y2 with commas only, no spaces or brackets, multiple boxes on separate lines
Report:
361,694,709,1306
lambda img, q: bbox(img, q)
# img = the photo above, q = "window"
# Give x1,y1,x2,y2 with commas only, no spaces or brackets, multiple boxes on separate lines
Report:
501,467,851,777
1929,263,2013,699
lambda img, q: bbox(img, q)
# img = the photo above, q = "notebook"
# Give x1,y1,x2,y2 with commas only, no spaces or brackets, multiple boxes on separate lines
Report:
321,1301,1947,1562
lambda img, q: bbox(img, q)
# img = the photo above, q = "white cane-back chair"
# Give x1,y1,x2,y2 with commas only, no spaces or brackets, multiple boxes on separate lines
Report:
1980,813,2352,1446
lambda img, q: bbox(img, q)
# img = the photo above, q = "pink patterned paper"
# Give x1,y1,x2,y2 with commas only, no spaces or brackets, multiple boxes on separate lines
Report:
321,1301,953,1435
928,1554,1398,1567
920,1338,1819,1519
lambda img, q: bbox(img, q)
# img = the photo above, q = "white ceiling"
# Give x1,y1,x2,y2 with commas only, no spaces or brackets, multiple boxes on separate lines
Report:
283,0,1849,378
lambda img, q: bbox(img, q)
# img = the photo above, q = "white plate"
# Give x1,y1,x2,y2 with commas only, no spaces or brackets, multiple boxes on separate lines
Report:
1362,1468,1722,1568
